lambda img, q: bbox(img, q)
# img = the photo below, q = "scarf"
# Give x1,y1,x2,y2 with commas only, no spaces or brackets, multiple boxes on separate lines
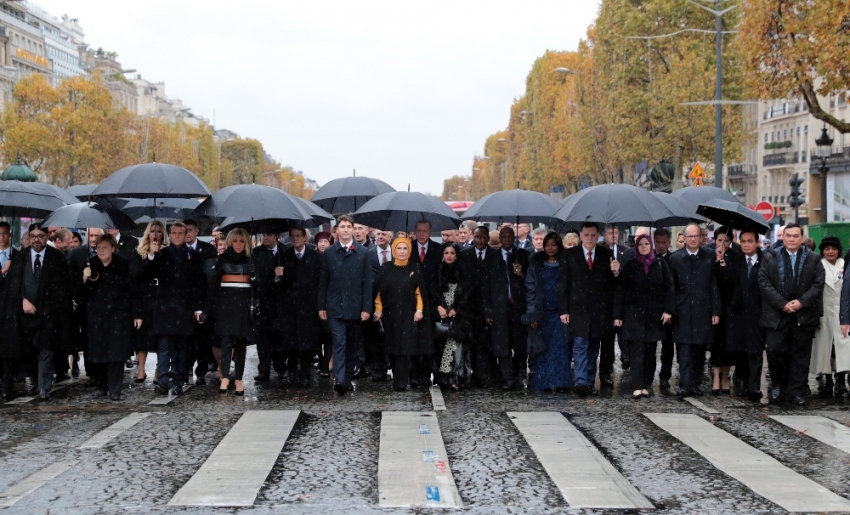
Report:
633,233,655,275
391,237,413,267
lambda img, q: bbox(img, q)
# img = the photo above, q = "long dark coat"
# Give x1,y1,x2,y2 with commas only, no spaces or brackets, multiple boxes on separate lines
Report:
66,245,92,353
318,241,373,319
482,246,530,357
253,243,285,332
429,260,473,343
558,245,618,340
374,261,434,356
458,246,495,321
129,252,157,352
81,254,139,363
280,247,322,352
205,248,254,338
667,247,722,345
0,246,72,358
143,244,205,336
115,234,140,262
758,245,825,331
718,248,765,354
613,257,675,343
413,238,443,287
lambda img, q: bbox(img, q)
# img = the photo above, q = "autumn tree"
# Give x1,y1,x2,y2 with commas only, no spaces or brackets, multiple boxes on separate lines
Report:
740,0,850,132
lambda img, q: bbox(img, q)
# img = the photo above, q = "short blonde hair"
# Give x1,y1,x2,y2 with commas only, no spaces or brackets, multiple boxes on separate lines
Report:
563,233,580,247
225,228,252,257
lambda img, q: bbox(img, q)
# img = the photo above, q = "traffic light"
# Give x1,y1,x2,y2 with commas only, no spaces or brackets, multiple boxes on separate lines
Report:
788,173,805,208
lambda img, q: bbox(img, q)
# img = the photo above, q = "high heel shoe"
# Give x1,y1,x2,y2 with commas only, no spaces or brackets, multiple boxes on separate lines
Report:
711,388,721,395
633,390,642,400
721,389,731,395
134,374,146,384
219,379,229,394
234,380,244,396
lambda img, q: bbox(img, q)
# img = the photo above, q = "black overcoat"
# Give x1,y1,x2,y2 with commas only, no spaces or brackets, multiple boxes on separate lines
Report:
116,234,140,262
374,261,434,356
66,245,92,353
482,246,530,357
253,243,285,332
429,260,473,342
205,248,254,338
81,254,139,363
143,244,205,336
458,246,495,321
414,238,443,287
613,257,675,343
318,241,373,320
667,247,722,345
0,246,72,358
758,246,825,331
280,247,322,352
558,245,618,340
718,249,765,354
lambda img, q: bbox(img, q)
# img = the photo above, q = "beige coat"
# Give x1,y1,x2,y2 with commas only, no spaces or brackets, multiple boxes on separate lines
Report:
811,258,850,374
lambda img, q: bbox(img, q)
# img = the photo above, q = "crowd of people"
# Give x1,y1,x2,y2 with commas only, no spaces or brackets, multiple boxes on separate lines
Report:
0,214,848,406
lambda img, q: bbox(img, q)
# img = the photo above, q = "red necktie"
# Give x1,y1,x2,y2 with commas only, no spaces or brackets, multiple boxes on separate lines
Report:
420,245,426,263
586,251,593,270
381,250,388,264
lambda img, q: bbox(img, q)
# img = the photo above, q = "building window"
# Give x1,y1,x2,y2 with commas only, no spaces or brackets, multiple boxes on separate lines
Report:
797,127,800,135
805,125,808,134
764,133,768,143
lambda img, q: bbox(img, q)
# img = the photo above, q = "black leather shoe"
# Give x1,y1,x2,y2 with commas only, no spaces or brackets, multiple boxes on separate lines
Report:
791,395,806,406
317,370,330,378
601,377,614,388
748,391,763,401
125,359,134,369
621,359,630,371
84,378,98,388
55,373,71,382
502,380,517,391
333,383,346,394
254,373,270,382
409,379,420,389
588,387,600,396
768,386,783,403
344,383,354,392
195,376,206,386
286,372,296,385
171,385,184,396
691,387,703,397
574,384,588,398
109,394,122,401
154,385,169,395
660,379,671,390
676,387,689,397
352,367,368,379
38,392,50,402
300,379,310,388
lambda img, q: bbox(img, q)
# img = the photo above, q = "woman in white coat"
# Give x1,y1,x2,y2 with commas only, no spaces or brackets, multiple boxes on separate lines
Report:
812,236,850,396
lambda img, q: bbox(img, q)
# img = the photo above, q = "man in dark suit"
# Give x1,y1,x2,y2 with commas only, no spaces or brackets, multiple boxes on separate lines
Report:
600,224,629,382
353,223,374,249
318,215,373,394
758,223,824,405
65,228,101,386
106,228,139,262
413,220,443,285
460,226,496,387
366,230,393,381
144,222,206,395
514,223,533,252
718,230,766,401
653,228,676,389
668,223,722,397
0,223,72,401
182,219,217,384
482,226,530,390
279,226,322,387
253,232,286,382
560,222,620,397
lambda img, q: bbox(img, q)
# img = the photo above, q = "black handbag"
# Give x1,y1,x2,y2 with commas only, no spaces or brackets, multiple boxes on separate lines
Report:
434,319,453,340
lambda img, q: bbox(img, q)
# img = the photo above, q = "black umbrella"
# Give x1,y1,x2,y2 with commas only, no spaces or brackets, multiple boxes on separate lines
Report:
459,189,561,225
696,199,770,234
554,184,678,226
91,162,212,199
671,186,740,206
193,184,316,230
217,198,332,234
41,202,137,230
311,175,396,214
294,197,334,225
0,180,69,218
66,184,98,201
352,191,460,231
651,192,707,224
121,198,201,221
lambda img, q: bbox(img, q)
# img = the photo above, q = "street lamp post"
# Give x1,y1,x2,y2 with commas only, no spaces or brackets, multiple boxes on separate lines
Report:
815,125,834,222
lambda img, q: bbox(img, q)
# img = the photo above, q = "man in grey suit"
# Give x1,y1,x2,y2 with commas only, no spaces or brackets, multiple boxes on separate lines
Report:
318,215,373,394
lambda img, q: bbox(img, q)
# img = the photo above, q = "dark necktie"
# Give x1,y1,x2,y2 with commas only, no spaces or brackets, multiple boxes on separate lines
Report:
747,257,754,278
297,251,303,260
33,253,41,281
478,250,484,261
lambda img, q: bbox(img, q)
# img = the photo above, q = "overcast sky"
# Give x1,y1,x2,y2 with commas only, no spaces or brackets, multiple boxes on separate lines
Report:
37,1,600,195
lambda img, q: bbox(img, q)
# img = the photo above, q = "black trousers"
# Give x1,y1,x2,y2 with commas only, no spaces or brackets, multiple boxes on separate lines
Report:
658,332,675,381
220,336,248,381
626,341,656,391
599,332,629,379
256,329,281,376
284,350,313,381
392,355,411,390
494,303,526,382
676,343,706,391
53,352,70,377
765,326,814,398
318,333,332,373
471,320,492,382
747,351,764,395
97,361,124,397
364,321,388,376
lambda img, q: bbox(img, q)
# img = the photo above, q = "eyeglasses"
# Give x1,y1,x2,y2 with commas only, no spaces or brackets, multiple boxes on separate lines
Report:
685,235,700,239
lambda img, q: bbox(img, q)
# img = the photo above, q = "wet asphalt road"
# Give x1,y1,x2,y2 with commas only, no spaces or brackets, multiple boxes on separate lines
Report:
1,347,850,515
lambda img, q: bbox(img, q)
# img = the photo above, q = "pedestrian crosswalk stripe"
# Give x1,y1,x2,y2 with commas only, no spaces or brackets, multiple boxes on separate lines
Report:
168,410,300,506
770,415,850,455
378,411,462,507
0,461,78,507
508,412,653,509
645,413,850,513
429,385,446,411
78,413,151,449
682,397,721,414
147,384,192,405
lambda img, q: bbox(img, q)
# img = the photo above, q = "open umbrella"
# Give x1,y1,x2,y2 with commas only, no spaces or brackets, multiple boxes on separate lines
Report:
121,198,201,221
66,184,98,201
554,184,678,226
459,189,560,225
696,199,770,234
0,180,69,218
353,191,460,231
671,186,740,206
92,163,212,199
651,192,706,224
41,202,137,231
193,184,316,233
311,175,396,214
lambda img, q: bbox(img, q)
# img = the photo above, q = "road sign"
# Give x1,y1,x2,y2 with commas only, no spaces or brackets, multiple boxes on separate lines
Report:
754,201,774,222
688,163,706,180
692,177,704,187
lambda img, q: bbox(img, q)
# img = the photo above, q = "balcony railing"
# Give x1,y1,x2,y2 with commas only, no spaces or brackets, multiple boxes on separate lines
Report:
763,152,799,167
727,164,757,177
